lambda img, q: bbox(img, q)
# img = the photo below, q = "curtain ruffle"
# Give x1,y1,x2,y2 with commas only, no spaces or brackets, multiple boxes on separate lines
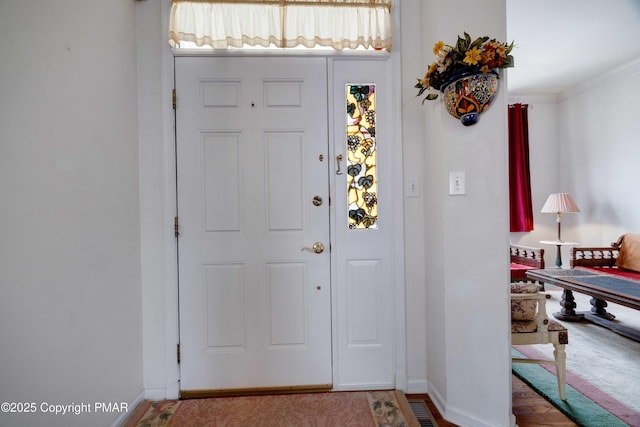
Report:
169,1,392,51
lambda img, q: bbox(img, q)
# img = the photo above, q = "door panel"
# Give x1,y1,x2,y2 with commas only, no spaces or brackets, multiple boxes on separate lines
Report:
331,58,396,389
175,57,331,392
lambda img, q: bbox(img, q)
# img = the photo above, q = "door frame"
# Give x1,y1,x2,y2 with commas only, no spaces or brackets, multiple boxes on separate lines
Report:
145,2,405,400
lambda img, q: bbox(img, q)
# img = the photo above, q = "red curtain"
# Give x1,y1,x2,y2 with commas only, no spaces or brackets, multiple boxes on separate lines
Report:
508,104,534,232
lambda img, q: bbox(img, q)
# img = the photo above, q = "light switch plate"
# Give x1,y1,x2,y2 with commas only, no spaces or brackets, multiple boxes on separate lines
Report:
449,171,466,195
406,176,420,197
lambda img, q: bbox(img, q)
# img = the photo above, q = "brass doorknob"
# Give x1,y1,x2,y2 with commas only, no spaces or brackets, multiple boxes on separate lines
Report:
301,242,325,254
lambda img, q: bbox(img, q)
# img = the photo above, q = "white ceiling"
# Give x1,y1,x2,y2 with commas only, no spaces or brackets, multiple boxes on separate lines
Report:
506,0,640,95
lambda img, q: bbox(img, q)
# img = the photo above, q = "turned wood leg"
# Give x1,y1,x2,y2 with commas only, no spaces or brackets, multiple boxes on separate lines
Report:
553,289,585,321
554,343,567,400
590,298,616,320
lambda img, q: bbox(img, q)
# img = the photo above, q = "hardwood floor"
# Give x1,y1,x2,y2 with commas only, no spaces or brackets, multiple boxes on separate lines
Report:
511,374,578,427
405,393,457,427
408,374,578,427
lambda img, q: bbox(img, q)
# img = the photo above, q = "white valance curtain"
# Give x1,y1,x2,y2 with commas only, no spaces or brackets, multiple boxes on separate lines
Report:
168,0,392,51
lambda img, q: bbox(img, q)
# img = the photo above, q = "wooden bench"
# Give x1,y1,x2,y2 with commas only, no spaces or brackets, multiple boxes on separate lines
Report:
571,235,640,281
510,244,545,289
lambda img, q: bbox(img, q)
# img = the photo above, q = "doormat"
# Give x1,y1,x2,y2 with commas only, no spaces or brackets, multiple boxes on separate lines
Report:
123,390,423,426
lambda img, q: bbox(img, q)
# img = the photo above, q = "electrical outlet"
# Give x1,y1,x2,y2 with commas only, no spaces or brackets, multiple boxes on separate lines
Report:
449,171,466,195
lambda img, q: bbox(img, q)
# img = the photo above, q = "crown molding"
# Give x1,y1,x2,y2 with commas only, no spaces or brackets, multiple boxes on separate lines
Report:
560,57,640,101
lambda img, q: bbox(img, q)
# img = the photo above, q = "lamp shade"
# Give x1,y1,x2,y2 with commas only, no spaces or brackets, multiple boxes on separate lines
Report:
540,193,580,214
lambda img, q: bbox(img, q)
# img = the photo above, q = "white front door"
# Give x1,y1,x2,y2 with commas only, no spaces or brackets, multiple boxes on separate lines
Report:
175,56,331,393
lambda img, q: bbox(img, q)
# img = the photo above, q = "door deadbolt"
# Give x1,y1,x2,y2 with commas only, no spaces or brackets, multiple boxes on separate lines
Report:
312,195,323,206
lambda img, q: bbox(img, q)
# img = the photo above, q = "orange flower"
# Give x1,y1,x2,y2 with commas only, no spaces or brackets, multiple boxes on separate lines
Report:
481,46,496,63
433,41,445,56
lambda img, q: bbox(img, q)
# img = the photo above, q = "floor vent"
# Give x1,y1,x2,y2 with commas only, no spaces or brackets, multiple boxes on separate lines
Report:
408,399,436,427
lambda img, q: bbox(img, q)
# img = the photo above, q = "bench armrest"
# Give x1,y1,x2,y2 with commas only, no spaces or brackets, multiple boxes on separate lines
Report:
510,244,545,268
571,247,619,268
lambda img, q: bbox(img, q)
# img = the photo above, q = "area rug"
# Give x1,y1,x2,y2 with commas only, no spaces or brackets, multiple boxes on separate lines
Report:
512,348,638,427
123,390,422,427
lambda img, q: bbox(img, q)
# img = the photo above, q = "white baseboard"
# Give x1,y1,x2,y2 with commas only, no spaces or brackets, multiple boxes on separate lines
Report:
144,387,168,401
331,382,395,391
427,380,509,427
444,402,496,427
166,381,180,400
111,390,145,427
406,379,428,394
142,381,180,401
426,380,446,417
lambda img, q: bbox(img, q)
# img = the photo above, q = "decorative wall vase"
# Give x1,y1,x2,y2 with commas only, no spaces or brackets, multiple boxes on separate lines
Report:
442,72,499,126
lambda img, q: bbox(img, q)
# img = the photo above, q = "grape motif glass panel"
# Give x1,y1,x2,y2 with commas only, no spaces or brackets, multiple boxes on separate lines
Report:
346,84,378,229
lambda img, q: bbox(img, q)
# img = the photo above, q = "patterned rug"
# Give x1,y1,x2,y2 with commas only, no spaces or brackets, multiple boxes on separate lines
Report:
123,390,423,427
513,347,639,427
512,287,640,426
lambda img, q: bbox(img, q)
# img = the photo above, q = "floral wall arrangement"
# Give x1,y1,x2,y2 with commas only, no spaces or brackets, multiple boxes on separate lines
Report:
415,33,514,125
416,32,515,102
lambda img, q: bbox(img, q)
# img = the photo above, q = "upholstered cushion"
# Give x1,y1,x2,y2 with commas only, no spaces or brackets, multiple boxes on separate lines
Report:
511,319,567,334
510,263,532,280
615,233,640,273
511,283,540,294
510,283,540,321
548,320,567,331
511,319,536,333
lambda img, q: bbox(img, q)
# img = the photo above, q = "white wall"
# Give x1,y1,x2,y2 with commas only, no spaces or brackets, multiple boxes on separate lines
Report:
399,0,428,394
407,1,513,425
510,59,640,265
136,0,180,401
0,1,143,427
560,60,640,244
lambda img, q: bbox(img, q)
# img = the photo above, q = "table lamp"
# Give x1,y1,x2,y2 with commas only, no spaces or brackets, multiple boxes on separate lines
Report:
541,193,580,267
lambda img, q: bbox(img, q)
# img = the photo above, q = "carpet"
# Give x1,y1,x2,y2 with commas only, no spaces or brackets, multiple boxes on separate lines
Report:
512,287,640,426
123,390,423,427
512,348,638,427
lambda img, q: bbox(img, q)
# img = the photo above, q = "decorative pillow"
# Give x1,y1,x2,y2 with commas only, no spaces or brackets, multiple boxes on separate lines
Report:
510,283,539,321
615,233,640,273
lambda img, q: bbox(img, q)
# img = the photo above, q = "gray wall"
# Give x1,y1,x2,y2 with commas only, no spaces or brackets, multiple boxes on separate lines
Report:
0,1,143,426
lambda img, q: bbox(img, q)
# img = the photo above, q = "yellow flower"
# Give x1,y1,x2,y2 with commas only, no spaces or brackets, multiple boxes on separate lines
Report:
433,41,445,56
463,48,482,65
480,65,490,74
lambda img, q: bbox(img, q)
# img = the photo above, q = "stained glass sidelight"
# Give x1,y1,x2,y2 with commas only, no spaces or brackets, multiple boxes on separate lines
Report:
346,84,378,229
